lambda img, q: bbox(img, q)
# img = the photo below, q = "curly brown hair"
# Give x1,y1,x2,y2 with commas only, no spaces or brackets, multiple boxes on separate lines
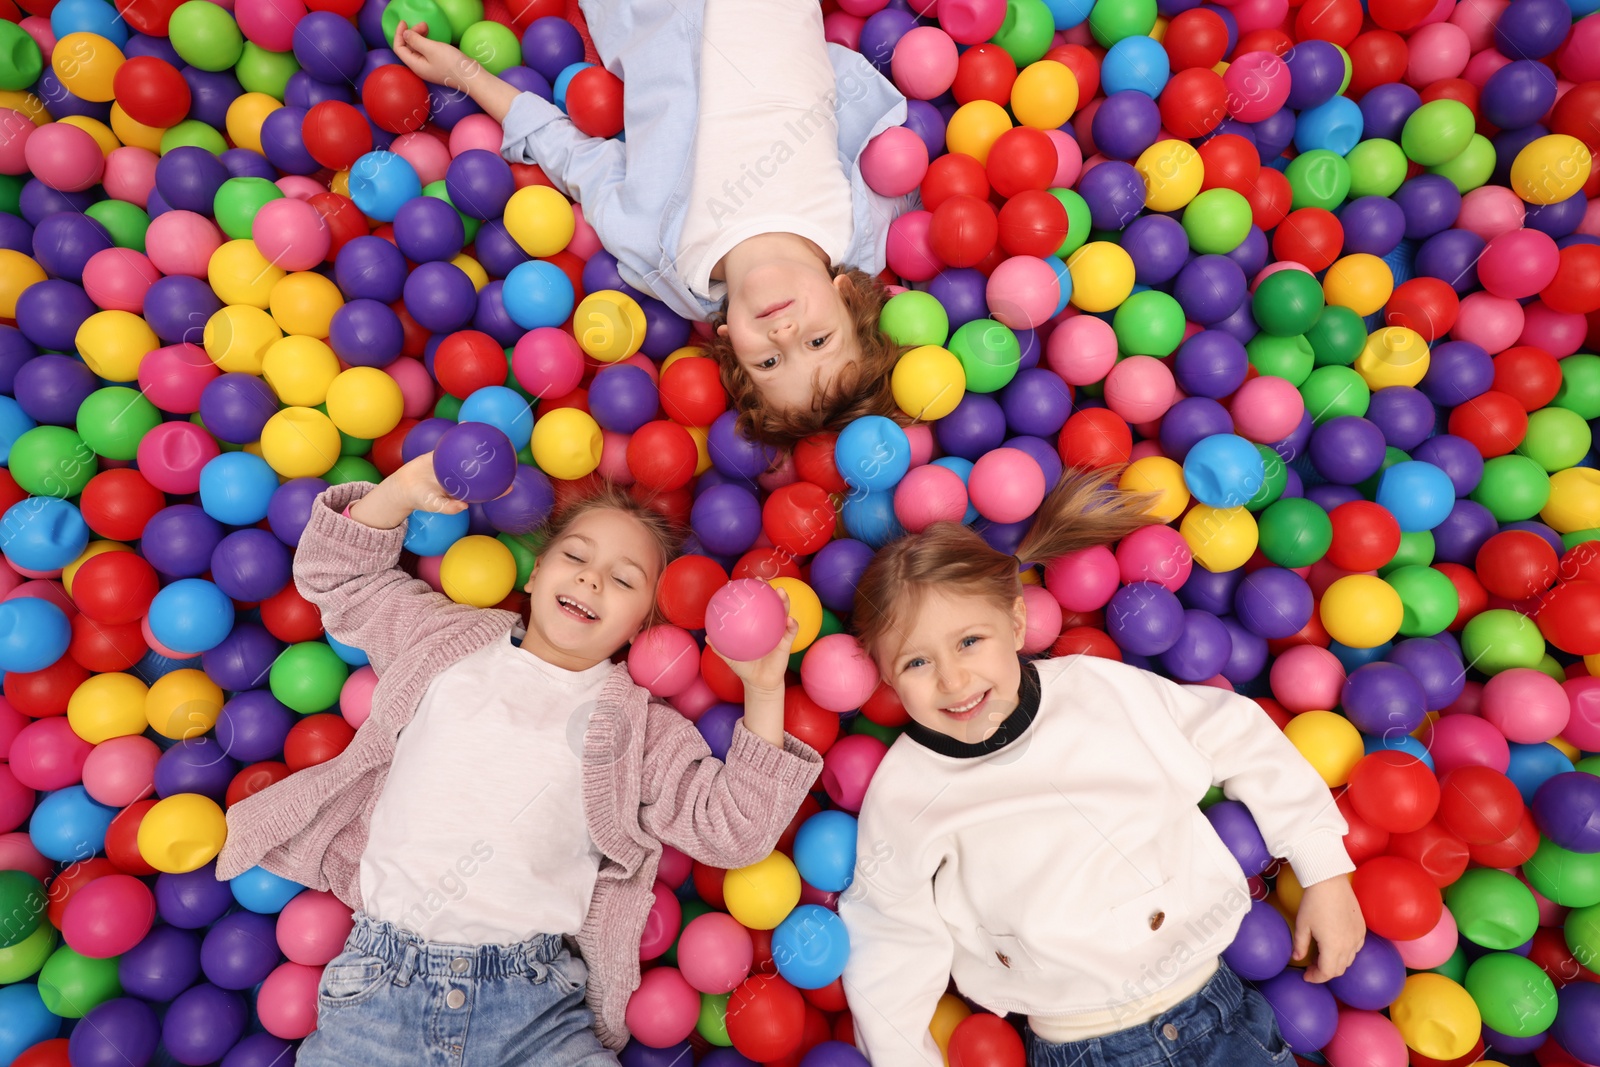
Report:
703,266,910,446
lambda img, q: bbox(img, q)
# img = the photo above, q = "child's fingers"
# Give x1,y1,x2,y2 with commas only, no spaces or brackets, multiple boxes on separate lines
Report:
1291,920,1313,964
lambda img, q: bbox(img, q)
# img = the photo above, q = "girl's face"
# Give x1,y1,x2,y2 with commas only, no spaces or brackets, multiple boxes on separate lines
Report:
521,509,662,672
719,268,858,414
874,589,1028,746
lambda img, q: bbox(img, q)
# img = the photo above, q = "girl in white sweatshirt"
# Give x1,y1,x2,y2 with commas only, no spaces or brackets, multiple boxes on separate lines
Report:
838,470,1368,1067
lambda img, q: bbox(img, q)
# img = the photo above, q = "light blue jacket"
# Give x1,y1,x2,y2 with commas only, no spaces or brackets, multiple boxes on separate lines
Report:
498,0,914,323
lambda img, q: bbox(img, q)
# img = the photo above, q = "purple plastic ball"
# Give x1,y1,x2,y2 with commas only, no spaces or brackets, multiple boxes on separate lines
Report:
1365,386,1434,451
1122,214,1190,285
1532,772,1600,853
1360,83,1421,143
433,421,517,503
903,98,947,158
1092,91,1161,161
1385,637,1465,711
31,211,112,282
1000,367,1072,437
1252,107,1298,162
329,298,404,367
1179,565,1242,616
1173,254,1247,326
1159,397,1234,462
71,998,160,1067
15,278,97,351
810,538,874,616
220,148,277,181
223,1034,300,1067
260,105,321,175
286,69,354,108
19,180,98,228
1341,661,1427,735
446,148,516,221
638,297,693,359
402,417,456,462
1482,59,1558,130
801,1043,869,1067
691,483,762,557
335,234,408,302
405,261,477,333
215,688,296,763
1224,224,1270,277
1174,330,1249,398
1325,935,1405,1010
934,392,1006,460
859,7,919,71
202,622,286,694
589,364,659,434
498,64,553,102
1078,158,1146,229
0,212,32,254
1339,196,1407,257
126,32,183,63
210,528,293,602
1309,416,1386,484
1305,483,1361,511
1283,39,1345,110
154,737,237,802
1207,799,1272,874
1222,898,1294,981
266,477,331,547
1494,0,1570,59
1552,982,1600,1065
1220,616,1269,684
1527,192,1588,239
1394,174,1462,240
1419,341,1492,407
294,10,366,83
0,326,35,394
14,353,97,426
119,924,202,1001
521,15,586,81
483,464,556,535
156,862,235,928
707,410,776,479
199,373,278,444
1158,609,1232,682
154,146,229,215
1257,969,1339,1053
141,505,226,579
394,195,466,263
1415,228,1484,293
624,1042,699,1067
696,703,743,761
1233,567,1314,640
144,275,221,345
1412,434,1483,496
1431,498,1499,564
1106,581,1185,656
1210,296,1260,345
201,910,282,990
474,281,522,346
927,267,989,331
164,983,249,1065
428,82,482,128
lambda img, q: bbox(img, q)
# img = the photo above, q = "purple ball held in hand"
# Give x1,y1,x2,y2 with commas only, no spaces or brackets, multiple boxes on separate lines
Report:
432,422,517,504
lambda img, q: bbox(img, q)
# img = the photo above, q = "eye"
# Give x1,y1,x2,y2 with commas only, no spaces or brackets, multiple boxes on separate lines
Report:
564,552,583,563
614,576,633,590
904,657,927,670
960,635,981,649
807,335,830,350
757,356,778,370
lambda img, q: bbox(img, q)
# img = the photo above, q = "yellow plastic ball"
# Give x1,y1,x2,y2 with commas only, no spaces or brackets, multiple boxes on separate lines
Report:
325,366,404,440
209,239,284,308
0,251,46,318
261,406,342,477
1282,710,1364,788
75,310,157,381
504,185,575,257
0,90,48,124
1121,456,1190,523
58,115,119,158
686,424,713,475
1542,468,1600,534
1551,734,1581,762
945,100,1013,164
204,305,282,375
930,994,973,1056
1320,574,1403,648
52,33,124,103
261,335,340,406
62,541,132,596
1011,60,1079,129
1066,242,1136,313
1510,134,1593,205
268,271,343,338
1179,504,1258,572
225,92,281,155
146,669,223,740
137,793,228,874
531,407,604,480
769,577,823,653
109,103,165,153
661,346,701,372
1391,974,1481,1061
892,344,966,421
68,671,150,744
1355,326,1430,390
329,169,350,198
574,290,647,362
1323,253,1395,318
440,534,517,607
722,851,801,931
1135,139,1204,212
451,253,489,291
1275,865,1306,917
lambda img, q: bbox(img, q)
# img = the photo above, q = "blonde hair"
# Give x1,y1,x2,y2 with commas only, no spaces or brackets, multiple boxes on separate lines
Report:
852,468,1158,659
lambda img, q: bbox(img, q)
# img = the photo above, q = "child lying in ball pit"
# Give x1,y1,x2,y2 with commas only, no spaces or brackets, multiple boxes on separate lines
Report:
839,469,1368,1067
392,0,919,444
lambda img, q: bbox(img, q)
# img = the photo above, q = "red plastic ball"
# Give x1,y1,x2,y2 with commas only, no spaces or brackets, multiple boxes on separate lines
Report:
860,681,909,727
920,152,990,212
1446,390,1529,458
260,584,325,644
776,795,821,857
1059,408,1132,469
114,0,183,34
952,42,1016,106
1475,530,1559,601
284,713,357,772
1385,278,1459,342
1435,562,1488,631
1385,820,1469,889
1529,926,1600,989
362,64,431,134
0,470,25,515
308,192,371,260
1347,752,1439,834
1159,68,1228,140
630,483,693,528
948,1013,1026,1067
1337,791,1391,866
1468,808,1540,867
1244,167,1291,232
626,420,698,492
302,101,373,172
1492,346,1563,412
227,761,292,807
6,656,88,718
1351,855,1443,941
762,482,837,557
701,640,744,702
658,555,729,631
996,189,1068,258
733,546,803,582
1051,626,1122,661
783,686,839,756
1272,208,1343,273
1295,0,1363,46
1438,766,1525,845
434,330,508,399
792,433,849,494
801,978,848,1014
726,974,807,1062
370,418,419,478
1536,580,1600,656
1552,82,1600,153
71,552,160,625
1163,8,1230,70
1043,44,1099,101
929,194,999,269
1197,134,1260,195
565,66,624,139
985,127,1057,199
70,615,146,673
1542,244,1600,315
1420,78,1476,112
79,469,167,542
104,799,158,876
111,56,190,128
659,356,727,427
1234,29,1294,57
11,1039,69,1067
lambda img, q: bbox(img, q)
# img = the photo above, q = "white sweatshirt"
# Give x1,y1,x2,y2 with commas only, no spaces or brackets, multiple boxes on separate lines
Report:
838,655,1354,1067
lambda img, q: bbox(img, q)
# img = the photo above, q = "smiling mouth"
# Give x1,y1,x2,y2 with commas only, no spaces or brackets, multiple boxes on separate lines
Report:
757,299,793,318
942,690,991,721
556,595,599,622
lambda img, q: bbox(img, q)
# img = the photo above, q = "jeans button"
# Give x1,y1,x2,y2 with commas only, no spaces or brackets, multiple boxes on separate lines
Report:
446,989,466,1009
450,957,470,974
1162,1024,1179,1041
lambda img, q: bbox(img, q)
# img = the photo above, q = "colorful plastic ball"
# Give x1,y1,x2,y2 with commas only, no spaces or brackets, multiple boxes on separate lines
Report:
0,597,70,674
1534,772,1600,854
146,578,234,655
135,793,226,874
1221,50,1290,123
62,874,154,959
530,407,602,480
1064,242,1134,313
771,905,848,990
1389,974,1480,1061
1321,575,1403,649
985,255,1058,330
1183,434,1264,509
346,151,420,223
1510,135,1591,205
703,579,788,664
24,122,105,193
438,535,516,609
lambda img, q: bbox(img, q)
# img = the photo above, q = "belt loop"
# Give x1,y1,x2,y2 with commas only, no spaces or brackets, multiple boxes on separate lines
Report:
1206,962,1241,1029
394,942,418,986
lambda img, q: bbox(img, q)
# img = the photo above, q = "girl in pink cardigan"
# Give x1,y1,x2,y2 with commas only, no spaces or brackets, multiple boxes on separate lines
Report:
217,456,822,1064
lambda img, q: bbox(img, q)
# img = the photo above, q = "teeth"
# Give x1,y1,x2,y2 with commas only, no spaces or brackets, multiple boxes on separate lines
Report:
947,693,984,713
558,596,597,620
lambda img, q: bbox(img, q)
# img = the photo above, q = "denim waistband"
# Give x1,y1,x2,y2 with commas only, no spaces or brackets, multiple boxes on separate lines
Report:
346,914,566,980
1027,962,1249,1067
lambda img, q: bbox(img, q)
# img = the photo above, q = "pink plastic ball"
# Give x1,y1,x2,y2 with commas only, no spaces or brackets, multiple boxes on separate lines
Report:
21,14,55,53
1270,645,1347,713
336,664,377,730
823,11,864,49
1424,713,1511,776
819,732,888,813
677,912,753,994
1462,47,1512,88
1047,314,1118,386
1115,524,1193,591
1103,355,1177,423
145,210,224,278
1231,0,1288,32
1456,186,1525,242
937,0,1005,42
235,0,303,51
836,0,888,14
9,718,92,791
1391,907,1458,970
24,122,104,192
659,844,692,888
1449,0,1508,52
1452,291,1524,354
669,674,716,722
1222,52,1291,122
0,768,33,834
1020,584,1061,654
1561,16,1600,82
252,197,331,272
81,735,160,808
704,579,788,663
1562,676,1600,750
1520,301,1587,357
1481,667,1569,744
138,343,219,415
135,421,222,495
82,248,160,314
0,832,51,882
986,255,1060,330
596,430,635,485
569,204,602,260
886,210,940,283
640,882,682,961
62,873,155,958
384,355,436,418
0,110,33,176
275,889,354,966
1405,22,1470,85
800,633,879,713
415,554,446,593
967,447,1046,524
861,126,930,198
141,615,191,660
390,131,451,186
1231,374,1307,443
893,463,968,532
1043,545,1120,611
1324,1010,1408,1067
1478,228,1560,300
1044,128,1083,188
905,423,935,467
628,624,701,698
512,327,585,398
890,26,959,100
275,175,323,201
0,700,26,757
102,145,158,208
1521,871,1566,926
8,579,73,616
625,967,700,1048
448,114,502,156
257,962,321,1039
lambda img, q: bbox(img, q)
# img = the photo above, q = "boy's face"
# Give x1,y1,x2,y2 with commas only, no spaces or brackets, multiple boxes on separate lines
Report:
719,267,858,413
522,509,661,671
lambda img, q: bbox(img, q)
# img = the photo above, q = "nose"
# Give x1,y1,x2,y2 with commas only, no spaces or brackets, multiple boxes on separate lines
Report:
574,564,600,590
937,663,968,693
766,318,797,342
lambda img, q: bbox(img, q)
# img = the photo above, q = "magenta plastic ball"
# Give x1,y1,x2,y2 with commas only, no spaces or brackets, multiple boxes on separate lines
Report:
800,633,879,713
276,889,353,966
819,733,888,813
63,873,157,958
251,197,330,272
893,463,969,533
628,625,701,698
704,578,789,662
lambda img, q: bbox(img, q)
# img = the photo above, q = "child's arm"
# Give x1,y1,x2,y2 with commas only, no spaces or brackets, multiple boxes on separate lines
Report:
392,22,519,123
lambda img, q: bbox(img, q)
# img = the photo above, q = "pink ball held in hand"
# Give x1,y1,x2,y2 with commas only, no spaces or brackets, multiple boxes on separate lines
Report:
704,579,789,662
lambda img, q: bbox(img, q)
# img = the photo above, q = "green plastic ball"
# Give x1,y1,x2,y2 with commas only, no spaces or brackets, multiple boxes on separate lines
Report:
38,945,121,1018
1400,98,1476,166
0,871,46,950
1471,454,1552,522
1112,290,1185,357
435,393,463,421
1050,188,1093,259
1245,333,1314,387
325,455,382,485
168,0,245,71
435,0,484,40
78,388,162,460
235,41,300,99
850,714,901,746
1306,304,1367,367
460,20,519,73
83,200,151,252
498,533,539,588
1285,149,1352,211
1245,445,1288,512
1567,900,1600,971
214,177,285,241
0,20,43,91
1199,784,1226,810
880,291,950,348
1428,133,1496,193
1384,563,1457,637
1563,529,1600,551
1464,953,1557,1037
1553,353,1600,421
1252,269,1325,337
160,120,228,156
0,174,23,216
1355,446,1410,501
1088,0,1157,45
991,0,1055,64
1518,407,1592,473
1535,653,1567,683
1345,138,1408,198
1182,188,1252,254
1525,836,1600,907
0,922,56,984
949,318,1021,393
381,0,453,48
9,426,97,498
1381,530,1435,574
697,992,732,1046
1461,608,1545,675
1444,869,1539,950
269,641,350,713
1299,365,1370,423
1427,943,1468,984
1256,498,1331,568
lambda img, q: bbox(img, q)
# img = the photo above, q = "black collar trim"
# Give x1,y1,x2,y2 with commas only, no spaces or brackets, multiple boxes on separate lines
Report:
902,660,1041,759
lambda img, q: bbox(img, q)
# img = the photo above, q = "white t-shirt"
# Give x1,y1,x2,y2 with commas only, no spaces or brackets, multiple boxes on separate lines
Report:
677,0,856,301
359,632,610,945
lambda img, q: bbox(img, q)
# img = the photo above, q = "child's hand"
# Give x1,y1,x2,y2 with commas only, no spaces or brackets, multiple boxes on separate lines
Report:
349,453,468,530
710,586,800,696
1295,876,1366,983
392,21,475,92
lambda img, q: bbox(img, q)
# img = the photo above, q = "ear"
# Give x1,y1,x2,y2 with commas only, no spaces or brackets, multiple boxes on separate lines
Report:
716,323,730,338
524,556,540,592
1010,595,1028,652
832,271,854,296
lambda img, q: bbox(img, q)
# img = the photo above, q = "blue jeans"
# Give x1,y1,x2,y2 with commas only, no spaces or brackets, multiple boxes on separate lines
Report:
1023,963,1291,1067
297,914,618,1067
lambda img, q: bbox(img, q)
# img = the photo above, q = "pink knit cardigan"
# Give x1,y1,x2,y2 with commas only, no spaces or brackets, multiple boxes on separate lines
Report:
217,481,824,1050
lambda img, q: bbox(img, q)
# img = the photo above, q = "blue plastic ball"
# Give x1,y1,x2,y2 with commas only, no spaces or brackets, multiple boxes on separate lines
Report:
0,497,89,571
771,905,850,990
149,578,237,655
403,507,471,556
199,452,280,526
1375,461,1456,533
502,260,576,329
793,810,858,894
458,385,535,449
840,490,905,549
1182,433,1266,507
835,416,911,492
1101,35,1169,97
30,785,117,863
347,152,421,223
228,866,305,914
0,984,61,1065
0,596,71,672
